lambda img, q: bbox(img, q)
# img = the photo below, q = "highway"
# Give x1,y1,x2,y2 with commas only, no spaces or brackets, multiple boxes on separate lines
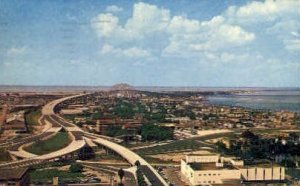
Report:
0,93,168,186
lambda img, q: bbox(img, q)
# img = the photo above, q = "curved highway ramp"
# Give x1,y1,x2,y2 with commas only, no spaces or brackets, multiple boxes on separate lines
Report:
0,93,168,186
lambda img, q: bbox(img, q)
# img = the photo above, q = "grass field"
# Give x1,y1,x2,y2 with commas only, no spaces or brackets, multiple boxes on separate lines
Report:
25,109,42,132
134,132,236,155
135,139,207,155
30,168,84,184
24,131,71,155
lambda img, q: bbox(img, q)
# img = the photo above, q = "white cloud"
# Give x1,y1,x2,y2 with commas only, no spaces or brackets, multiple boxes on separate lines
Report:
168,16,200,34
284,39,300,52
7,46,27,56
163,15,255,55
106,5,123,13
100,44,150,58
202,52,251,64
91,1,300,62
123,47,150,58
91,13,120,37
216,24,255,44
100,44,114,54
92,2,255,57
125,2,170,34
235,0,299,18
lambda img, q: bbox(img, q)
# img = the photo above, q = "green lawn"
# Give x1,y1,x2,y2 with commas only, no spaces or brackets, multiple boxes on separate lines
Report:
30,168,84,184
24,131,71,155
135,139,208,155
135,132,236,155
25,109,42,132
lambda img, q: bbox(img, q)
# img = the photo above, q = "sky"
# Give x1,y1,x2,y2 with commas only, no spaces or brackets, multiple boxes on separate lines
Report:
0,0,299,87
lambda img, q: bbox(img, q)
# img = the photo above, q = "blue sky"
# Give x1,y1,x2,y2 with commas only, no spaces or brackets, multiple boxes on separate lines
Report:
0,0,299,87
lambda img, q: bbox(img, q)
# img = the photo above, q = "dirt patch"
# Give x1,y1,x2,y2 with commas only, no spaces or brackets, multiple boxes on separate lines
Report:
149,150,213,162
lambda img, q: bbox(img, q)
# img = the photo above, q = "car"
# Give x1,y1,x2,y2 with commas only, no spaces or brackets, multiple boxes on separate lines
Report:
89,178,101,183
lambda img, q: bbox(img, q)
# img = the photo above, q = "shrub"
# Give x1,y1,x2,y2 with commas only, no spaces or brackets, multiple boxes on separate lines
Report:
69,163,83,173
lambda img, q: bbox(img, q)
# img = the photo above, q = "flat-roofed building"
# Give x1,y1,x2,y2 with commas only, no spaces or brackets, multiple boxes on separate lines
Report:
181,153,285,185
181,153,241,185
95,118,142,135
241,165,285,181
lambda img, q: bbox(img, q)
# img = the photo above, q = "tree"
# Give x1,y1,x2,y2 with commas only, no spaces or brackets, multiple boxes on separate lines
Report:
216,141,227,153
202,115,209,121
136,168,147,186
141,123,173,141
135,160,141,167
91,112,102,120
118,168,125,185
113,100,135,119
69,163,83,173
78,146,95,160
187,110,196,120
241,130,258,140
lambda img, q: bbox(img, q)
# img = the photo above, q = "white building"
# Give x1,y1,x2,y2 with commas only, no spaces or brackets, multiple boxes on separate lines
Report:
181,153,285,185
181,154,240,185
241,166,285,181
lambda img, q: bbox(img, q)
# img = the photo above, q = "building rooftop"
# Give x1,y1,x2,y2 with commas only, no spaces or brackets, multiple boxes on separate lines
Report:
246,162,281,168
189,162,237,171
0,168,29,181
187,153,218,156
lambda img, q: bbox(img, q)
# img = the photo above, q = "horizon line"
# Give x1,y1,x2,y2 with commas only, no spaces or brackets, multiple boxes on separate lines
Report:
0,84,299,89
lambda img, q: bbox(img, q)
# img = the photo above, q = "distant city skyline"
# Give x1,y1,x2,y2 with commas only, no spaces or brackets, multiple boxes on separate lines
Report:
0,0,299,87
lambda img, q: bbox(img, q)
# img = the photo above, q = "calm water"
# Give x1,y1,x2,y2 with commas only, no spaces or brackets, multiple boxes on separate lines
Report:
208,89,300,112
1,86,300,112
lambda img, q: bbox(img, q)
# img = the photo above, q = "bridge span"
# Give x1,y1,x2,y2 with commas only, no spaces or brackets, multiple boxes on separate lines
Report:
0,93,168,186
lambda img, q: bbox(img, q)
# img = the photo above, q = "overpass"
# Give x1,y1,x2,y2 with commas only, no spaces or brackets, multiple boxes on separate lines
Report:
0,93,168,186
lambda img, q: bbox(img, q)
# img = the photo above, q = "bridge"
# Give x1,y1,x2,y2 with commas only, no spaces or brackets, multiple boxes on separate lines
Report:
0,94,168,186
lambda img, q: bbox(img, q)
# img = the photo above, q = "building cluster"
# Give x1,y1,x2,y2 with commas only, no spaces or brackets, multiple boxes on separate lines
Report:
0,167,30,186
181,153,285,185
0,92,63,135
0,92,61,107
57,89,298,141
2,111,27,133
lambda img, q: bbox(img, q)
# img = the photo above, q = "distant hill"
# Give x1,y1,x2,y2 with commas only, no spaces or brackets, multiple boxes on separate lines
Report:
110,83,135,91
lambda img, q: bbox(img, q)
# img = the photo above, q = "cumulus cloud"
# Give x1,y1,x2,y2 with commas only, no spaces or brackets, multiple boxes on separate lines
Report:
91,0,298,64
100,44,150,58
105,5,123,13
91,13,119,37
226,0,300,53
233,0,299,19
125,2,170,34
123,47,151,58
92,2,256,59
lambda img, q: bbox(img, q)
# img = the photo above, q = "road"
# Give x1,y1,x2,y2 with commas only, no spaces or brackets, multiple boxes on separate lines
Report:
0,93,168,186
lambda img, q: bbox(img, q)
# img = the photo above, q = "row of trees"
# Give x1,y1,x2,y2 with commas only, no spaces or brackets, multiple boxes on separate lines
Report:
117,161,147,186
141,123,173,141
215,130,300,167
